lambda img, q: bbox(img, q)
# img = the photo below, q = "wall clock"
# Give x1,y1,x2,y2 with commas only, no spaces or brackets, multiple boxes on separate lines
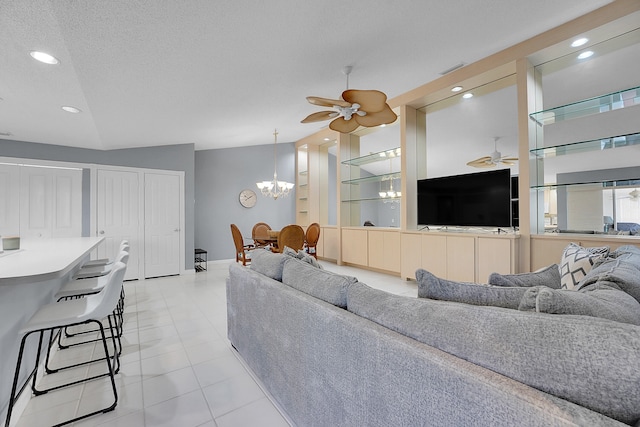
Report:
239,189,257,208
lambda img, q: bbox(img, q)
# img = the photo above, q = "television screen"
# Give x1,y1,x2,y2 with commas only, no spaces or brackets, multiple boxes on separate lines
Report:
417,169,512,227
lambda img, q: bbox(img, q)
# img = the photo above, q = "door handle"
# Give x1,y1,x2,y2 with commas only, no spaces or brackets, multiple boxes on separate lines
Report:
99,230,105,235
174,229,180,232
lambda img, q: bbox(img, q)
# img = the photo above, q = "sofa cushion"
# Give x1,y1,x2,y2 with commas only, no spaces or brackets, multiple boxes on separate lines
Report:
347,281,640,424
518,285,640,325
281,257,356,308
559,243,609,290
416,269,529,310
488,264,561,289
250,248,286,281
282,246,323,269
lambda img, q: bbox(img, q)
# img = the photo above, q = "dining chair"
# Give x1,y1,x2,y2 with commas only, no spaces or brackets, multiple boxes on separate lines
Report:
231,224,254,265
273,224,305,253
252,222,272,248
304,223,321,259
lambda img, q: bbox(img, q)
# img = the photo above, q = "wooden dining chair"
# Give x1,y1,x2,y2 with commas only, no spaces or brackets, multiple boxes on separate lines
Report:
252,222,272,248
304,223,321,259
273,224,305,253
230,224,254,265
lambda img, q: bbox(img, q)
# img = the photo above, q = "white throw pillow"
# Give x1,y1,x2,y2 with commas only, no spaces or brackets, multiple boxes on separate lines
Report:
559,243,609,290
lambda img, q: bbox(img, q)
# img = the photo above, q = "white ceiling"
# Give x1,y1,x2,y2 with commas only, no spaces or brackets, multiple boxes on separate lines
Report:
0,0,613,151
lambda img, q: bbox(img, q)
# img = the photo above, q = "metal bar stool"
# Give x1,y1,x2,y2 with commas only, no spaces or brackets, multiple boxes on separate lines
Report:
4,262,127,427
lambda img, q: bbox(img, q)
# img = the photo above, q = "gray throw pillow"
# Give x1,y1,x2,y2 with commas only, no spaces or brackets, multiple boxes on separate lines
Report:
281,257,356,308
282,246,323,269
416,269,529,310
518,285,640,325
250,248,286,281
577,259,640,305
488,264,561,289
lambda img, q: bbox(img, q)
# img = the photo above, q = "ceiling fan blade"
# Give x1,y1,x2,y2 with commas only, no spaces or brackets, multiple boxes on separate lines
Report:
342,89,387,113
466,156,495,168
354,104,398,127
306,96,351,108
501,157,518,162
301,111,337,123
329,117,360,133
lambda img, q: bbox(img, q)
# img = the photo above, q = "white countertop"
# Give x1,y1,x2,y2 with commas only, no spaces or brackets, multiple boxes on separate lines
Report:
0,237,103,285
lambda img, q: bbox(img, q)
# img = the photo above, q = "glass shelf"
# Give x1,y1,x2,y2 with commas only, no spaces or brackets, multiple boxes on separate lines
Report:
531,178,640,191
341,147,401,166
530,132,640,158
529,85,640,125
342,172,401,185
341,196,402,203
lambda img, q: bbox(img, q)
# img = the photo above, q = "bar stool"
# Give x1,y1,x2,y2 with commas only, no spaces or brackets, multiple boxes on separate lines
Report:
4,262,127,427
74,242,130,280
81,240,129,268
46,251,130,374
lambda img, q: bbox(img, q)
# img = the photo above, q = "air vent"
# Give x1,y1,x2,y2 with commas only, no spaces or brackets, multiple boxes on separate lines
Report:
439,62,465,75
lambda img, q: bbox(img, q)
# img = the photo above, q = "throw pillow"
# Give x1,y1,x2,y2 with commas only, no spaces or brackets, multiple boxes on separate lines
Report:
416,269,529,310
488,264,561,289
517,285,640,325
558,243,609,290
282,246,323,269
281,257,356,308
250,248,286,281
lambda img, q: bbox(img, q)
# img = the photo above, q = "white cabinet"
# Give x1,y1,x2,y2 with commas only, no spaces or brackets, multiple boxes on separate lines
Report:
0,164,20,236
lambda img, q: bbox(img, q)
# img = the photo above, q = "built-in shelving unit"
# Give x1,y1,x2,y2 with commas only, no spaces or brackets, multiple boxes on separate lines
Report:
296,145,309,226
529,82,640,235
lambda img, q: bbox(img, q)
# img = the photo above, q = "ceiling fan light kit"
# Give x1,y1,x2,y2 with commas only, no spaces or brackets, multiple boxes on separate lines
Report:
301,66,397,133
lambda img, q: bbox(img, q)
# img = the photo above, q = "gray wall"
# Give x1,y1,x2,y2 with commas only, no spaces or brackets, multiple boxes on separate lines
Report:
195,142,296,261
0,139,196,269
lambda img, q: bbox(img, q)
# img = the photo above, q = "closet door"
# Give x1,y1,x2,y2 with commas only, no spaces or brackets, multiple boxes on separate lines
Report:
0,164,20,237
144,172,180,278
96,169,140,280
19,166,81,239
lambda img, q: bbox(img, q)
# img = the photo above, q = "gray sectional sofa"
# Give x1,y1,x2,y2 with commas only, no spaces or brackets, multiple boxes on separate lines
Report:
226,246,640,426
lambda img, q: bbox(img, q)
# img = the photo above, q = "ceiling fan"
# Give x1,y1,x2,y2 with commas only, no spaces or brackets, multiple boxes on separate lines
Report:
301,66,397,133
466,137,518,168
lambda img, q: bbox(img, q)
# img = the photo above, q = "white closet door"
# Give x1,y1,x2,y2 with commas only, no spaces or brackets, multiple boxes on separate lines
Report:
96,169,140,280
144,172,180,278
0,164,20,237
19,166,81,239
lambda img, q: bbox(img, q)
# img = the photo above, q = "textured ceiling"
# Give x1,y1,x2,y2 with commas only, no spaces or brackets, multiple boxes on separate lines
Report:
0,0,612,151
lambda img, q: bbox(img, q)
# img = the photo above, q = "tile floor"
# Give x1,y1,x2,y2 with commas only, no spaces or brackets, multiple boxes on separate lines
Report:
11,260,417,427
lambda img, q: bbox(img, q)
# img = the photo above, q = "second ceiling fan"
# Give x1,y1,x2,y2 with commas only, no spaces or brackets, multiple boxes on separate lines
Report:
301,66,397,133
467,137,518,168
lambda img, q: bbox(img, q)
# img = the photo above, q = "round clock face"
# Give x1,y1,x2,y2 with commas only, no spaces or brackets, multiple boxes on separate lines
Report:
239,189,257,208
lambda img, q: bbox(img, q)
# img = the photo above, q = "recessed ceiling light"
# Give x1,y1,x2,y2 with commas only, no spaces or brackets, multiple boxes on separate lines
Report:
30,51,60,65
451,86,463,92
571,38,589,47
379,124,386,127
577,51,594,59
323,137,330,141
61,106,81,113
462,93,473,99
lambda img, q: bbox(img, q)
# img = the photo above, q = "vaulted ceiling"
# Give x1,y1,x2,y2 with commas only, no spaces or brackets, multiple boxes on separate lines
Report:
0,0,612,151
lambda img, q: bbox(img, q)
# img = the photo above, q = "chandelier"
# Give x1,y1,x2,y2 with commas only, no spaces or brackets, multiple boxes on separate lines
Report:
257,129,295,199
379,156,401,204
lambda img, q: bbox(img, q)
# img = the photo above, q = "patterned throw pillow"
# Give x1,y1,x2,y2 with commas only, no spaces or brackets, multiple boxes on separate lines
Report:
559,243,609,290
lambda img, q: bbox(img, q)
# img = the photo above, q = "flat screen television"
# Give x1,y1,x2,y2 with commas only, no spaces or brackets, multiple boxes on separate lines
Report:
417,169,512,227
